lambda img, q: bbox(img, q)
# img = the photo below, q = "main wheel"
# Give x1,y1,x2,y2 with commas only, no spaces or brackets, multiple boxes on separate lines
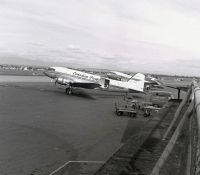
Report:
116,111,123,116
66,88,73,95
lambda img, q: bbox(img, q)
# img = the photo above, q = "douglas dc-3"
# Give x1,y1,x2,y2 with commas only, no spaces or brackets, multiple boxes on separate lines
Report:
44,67,145,95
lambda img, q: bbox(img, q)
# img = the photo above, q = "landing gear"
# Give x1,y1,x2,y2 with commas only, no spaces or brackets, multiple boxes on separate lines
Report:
116,111,123,116
143,109,151,117
66,87,73,95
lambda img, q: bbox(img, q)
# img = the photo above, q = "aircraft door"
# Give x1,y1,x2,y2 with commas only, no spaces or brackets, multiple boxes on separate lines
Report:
99,78,110,88
104,79,110,88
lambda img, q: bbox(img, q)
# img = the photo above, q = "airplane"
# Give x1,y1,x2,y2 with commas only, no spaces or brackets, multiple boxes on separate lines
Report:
106,70,190,100
44,67,145,95
106,71,162,90
145,77,164,90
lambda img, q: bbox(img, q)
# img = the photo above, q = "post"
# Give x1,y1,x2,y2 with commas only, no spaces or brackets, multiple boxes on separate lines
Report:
178,88,181,100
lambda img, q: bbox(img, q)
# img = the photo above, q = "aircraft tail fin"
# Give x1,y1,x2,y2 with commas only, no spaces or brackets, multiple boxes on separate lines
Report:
128,73,145,92
128,73,145,82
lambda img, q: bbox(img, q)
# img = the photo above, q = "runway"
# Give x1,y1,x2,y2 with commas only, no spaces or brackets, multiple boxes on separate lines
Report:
0,76,148,175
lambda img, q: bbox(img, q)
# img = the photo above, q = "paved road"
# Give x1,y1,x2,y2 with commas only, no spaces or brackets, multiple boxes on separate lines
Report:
0,76,148,175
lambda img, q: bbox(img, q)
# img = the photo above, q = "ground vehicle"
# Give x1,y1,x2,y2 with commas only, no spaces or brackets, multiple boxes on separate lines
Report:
143,105,160,117
115,100,160,117
115,101,137,117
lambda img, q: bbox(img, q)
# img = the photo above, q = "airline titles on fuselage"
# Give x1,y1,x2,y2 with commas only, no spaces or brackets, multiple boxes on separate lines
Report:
72,72,99,82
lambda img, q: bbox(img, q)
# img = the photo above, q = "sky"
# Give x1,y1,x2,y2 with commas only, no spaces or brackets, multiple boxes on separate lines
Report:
0,0,200,76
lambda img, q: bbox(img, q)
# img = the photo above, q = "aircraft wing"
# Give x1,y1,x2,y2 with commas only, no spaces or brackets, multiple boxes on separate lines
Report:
56,77,101,89
70,82,101,89
128,88,146,93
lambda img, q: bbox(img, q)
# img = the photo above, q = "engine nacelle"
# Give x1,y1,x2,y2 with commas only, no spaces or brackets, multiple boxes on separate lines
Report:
56,77,70,85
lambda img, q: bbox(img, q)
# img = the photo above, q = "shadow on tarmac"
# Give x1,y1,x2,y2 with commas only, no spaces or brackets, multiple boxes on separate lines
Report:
0,83,96,100
70,89,96,100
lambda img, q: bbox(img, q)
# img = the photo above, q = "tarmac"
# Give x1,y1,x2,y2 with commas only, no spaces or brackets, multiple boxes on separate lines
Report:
0,75,150,175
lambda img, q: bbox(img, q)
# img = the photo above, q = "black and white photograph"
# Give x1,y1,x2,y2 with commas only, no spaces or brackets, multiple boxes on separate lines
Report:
0,0,199,175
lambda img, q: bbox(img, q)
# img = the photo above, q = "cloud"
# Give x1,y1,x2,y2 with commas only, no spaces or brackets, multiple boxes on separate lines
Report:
0,0,200,75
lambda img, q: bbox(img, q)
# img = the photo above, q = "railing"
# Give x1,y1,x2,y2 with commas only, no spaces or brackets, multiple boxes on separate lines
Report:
150,102,193,175
194,82,200,175
151,81,200,175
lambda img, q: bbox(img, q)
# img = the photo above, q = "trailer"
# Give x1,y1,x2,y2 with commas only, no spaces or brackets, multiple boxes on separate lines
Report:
114,100,160,118
115,106,137,117
115,101,137,117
